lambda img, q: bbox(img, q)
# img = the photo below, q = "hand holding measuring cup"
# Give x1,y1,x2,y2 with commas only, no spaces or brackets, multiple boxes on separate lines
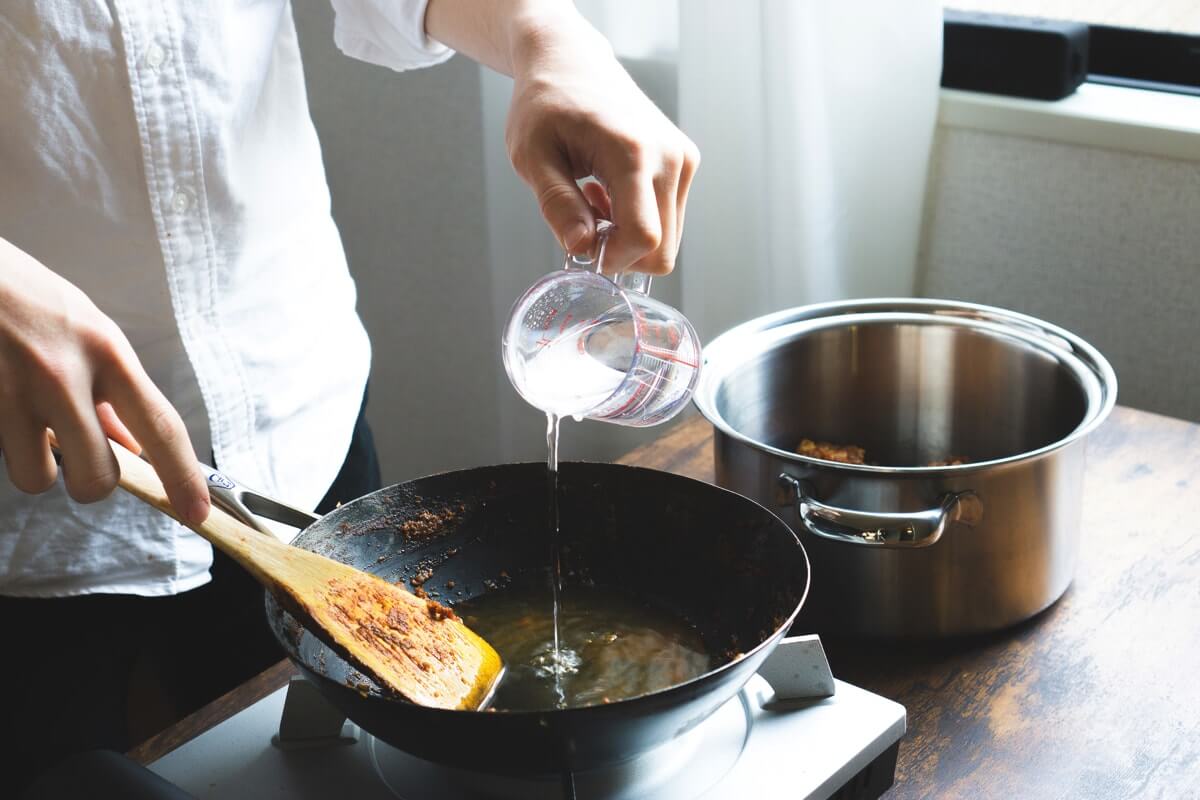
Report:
502,221,701,427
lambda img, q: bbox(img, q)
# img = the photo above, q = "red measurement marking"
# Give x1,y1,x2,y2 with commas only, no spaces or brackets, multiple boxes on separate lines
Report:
606,373,651,418
638,344,699,369
557,312,574,334
542,307,559,330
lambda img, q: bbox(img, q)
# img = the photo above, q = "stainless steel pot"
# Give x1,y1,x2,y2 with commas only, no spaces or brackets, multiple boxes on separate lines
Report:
694,299,1117,637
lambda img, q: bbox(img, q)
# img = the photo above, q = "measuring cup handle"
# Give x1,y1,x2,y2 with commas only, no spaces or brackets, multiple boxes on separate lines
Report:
562,219,653,295
615,270,652,295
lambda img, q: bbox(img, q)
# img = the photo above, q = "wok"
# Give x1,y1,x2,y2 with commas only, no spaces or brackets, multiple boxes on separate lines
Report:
224,461,808,775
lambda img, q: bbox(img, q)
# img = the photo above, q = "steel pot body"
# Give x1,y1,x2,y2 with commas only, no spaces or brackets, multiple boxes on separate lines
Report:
694,299,1117,637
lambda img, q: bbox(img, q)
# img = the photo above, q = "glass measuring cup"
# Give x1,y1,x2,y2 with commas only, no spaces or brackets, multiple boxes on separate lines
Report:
502,221,701,426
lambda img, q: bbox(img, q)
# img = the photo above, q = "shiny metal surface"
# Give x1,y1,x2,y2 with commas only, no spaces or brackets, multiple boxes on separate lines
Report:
779,475,982,548
695,299,1117,637
201,463,321,534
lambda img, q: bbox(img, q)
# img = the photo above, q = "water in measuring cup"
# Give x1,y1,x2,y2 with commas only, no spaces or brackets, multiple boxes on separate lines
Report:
516,324,630,420
515,316,697,425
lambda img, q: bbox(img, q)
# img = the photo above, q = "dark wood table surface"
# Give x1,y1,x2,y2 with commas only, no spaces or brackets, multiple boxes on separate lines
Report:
134,405,1200,799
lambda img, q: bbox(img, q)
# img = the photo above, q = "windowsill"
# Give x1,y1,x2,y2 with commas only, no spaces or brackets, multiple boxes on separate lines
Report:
938,82,1200,162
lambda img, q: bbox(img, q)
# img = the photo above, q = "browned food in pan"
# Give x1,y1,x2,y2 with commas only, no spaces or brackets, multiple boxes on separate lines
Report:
796,438,966,467
795,438,866,464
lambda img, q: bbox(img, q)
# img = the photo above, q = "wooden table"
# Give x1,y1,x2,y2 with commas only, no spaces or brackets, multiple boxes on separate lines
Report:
134,405,1200,799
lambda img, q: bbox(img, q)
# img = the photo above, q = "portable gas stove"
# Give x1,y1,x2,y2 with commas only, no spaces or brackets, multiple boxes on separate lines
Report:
150,636,904,799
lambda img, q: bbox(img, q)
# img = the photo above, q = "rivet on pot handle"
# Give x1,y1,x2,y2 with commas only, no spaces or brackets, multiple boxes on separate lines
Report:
778,474,982,548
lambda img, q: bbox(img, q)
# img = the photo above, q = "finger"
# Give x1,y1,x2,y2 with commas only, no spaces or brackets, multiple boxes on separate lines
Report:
629,163,680,276
675,142,700,251
519,148,597,256
47,394,120,504
96,401,141,455
581,180,612,220
0,420,57,494
99,363,209,525
602,167,663,274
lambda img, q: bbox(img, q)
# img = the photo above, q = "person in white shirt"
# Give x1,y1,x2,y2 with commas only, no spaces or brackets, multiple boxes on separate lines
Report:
0,0,697,789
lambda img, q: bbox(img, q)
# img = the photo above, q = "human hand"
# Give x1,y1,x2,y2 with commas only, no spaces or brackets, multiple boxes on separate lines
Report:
0,238,210,523
503,14,699,275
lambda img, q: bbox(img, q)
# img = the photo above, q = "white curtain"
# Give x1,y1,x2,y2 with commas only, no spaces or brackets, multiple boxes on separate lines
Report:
677,1,943,339
482,1,943,460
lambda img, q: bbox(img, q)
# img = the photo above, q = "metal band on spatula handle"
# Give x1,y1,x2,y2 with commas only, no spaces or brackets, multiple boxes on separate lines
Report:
198,462,319,535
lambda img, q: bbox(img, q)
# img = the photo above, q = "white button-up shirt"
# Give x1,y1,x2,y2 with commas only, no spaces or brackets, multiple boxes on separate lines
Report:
0,0,451,597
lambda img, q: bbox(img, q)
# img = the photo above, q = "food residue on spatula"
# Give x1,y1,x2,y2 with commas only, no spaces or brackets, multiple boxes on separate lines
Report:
302,571,503,710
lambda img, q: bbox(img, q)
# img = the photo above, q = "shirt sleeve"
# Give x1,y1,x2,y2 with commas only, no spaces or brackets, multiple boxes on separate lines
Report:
329,0,455,72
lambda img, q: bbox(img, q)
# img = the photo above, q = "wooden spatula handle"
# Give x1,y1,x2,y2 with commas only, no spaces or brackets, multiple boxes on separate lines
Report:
47,431,291,587
103,437,192,523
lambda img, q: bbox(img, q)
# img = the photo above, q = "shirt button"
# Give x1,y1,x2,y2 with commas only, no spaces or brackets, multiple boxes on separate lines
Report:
145,43,167,71
170,188,194,214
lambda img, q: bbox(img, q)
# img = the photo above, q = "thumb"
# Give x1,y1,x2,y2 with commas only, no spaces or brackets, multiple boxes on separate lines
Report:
523,153,597,255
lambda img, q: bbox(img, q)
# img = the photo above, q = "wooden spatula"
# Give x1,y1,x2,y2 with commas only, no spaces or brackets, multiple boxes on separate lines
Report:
101,438,503,710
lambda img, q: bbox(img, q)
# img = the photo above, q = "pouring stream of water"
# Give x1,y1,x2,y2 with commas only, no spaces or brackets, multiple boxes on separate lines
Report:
545,412,571,708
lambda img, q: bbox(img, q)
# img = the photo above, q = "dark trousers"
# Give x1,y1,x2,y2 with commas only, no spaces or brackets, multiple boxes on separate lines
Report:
0,396,381,792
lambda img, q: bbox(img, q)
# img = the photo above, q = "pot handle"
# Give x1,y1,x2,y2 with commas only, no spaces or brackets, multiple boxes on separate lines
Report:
201,463,321,534
779,474,982,548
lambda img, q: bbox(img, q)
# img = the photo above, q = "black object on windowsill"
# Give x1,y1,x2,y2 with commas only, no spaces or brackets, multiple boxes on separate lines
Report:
942,10,1089,101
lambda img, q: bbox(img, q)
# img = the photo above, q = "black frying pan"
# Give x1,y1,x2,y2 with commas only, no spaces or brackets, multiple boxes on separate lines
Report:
215,461,808,775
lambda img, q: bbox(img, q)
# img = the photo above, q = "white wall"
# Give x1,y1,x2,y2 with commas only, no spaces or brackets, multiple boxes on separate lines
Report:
917,125,1200,422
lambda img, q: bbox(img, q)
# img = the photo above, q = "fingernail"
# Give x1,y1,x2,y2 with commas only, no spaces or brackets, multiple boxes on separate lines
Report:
564,222,590,253
187,496,210,526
